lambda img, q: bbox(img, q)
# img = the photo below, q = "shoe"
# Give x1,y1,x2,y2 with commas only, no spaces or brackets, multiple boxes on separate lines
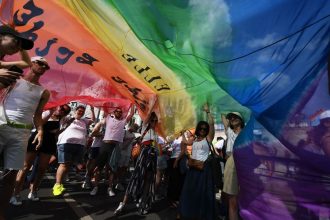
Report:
28,191,39,201
81,180,91,189
108,187,116,197
114,202,125,215
9,195,22,206
53,183,65,196
155,194,164,201
139,208,148,215
115,183,125,191
90,186,98,196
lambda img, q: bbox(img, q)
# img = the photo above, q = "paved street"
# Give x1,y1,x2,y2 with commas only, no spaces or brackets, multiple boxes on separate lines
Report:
5,172,178,220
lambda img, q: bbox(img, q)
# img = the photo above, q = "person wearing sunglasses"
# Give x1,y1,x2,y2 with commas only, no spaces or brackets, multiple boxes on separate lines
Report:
89,105,135,197
0,48,50,214
10,104,71,205
222,111,245,220
178,103,215,220
115,111,162,215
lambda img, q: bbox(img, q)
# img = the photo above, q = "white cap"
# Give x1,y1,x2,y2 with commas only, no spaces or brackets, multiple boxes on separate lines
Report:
31,56,49,67
320,110,330,120
227,112,243,120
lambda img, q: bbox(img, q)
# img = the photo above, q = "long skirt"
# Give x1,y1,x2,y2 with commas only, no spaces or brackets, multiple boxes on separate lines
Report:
167,158,185,201
125,145,157,211
179,161,216,220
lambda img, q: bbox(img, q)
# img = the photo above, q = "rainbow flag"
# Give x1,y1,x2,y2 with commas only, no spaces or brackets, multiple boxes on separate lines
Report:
1,1,330,219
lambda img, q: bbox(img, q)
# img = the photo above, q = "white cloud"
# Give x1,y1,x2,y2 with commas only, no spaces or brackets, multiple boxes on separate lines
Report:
188,0,232,48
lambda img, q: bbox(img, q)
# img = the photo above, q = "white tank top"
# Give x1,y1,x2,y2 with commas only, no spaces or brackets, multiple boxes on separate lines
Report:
191,138,210,162
4,78,44,124
103,115,126,142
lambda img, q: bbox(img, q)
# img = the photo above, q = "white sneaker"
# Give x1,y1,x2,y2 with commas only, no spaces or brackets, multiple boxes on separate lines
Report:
9,195,22,206
114,202,125,215
90,186,98,196
108,187,116,197
28,191,39,201
81,180,91,189
115,183,125,191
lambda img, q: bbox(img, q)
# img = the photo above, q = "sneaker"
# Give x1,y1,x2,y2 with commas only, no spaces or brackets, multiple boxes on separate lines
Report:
81,180,91,189
28,191,39,201
139,208,148,215
114,202,125,215
115,183,125,191
9,195,22,206
53,183,65,196
108,187,116,197
155,194,164,201
90,186,98,196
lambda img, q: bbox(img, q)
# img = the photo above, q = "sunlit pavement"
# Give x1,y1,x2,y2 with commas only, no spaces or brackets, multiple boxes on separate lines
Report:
6,172,178,220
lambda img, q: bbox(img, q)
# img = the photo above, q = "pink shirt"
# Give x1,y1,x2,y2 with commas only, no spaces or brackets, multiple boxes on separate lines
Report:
103,115,126,142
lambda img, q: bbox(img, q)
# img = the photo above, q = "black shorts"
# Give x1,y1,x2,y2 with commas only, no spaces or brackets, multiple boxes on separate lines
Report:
88,147,100,160
27,131,57,155
95,142,117,170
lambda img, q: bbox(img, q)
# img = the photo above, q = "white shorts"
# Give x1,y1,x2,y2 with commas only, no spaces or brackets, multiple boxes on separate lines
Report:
0,125,30,170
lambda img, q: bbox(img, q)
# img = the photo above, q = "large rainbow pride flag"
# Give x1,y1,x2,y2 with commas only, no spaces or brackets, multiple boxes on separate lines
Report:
1,1,330,219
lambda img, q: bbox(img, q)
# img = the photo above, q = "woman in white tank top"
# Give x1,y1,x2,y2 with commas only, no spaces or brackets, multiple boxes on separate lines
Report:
179,104,216,220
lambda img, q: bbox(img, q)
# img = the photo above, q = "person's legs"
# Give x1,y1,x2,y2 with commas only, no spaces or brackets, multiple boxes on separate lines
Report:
107,170,116,196
13,152,37,196
30,153,51,192
0,126,30,215
55,163,70,185
0,170,18,214
228,195,239,220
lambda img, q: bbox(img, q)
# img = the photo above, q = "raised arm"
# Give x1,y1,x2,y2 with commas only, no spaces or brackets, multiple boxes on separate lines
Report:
90,118,105,137
204,103,215,142
221,114,229,131
125,104,135,123
41,107,56,124
88,105,96,125
0,50,32,69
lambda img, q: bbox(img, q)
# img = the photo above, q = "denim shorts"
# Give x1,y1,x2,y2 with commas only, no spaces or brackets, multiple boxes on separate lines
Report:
57,143,84,164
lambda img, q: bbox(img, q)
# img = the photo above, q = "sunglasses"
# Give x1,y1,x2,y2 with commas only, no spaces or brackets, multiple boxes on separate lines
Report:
60,106,70,113
35,60,50,69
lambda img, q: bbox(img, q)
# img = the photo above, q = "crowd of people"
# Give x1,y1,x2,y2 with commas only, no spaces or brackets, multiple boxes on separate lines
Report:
0,25,248,220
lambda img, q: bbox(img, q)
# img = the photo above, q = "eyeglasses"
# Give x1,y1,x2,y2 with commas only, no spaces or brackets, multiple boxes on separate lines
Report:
35,61,50,70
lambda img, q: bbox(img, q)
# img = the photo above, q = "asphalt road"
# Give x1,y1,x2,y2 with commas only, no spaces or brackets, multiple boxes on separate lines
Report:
5,172,178,220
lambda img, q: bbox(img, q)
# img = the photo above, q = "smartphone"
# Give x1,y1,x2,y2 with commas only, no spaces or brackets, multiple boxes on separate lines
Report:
9,65,23,74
